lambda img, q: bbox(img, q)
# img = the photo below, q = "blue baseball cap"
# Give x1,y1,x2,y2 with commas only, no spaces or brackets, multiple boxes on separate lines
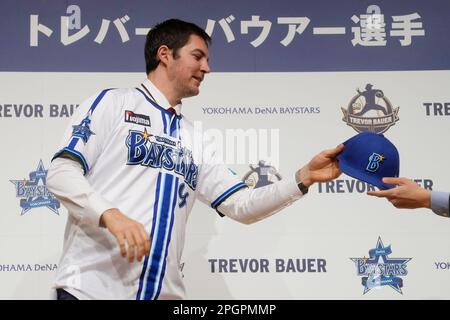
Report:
337,132,400,190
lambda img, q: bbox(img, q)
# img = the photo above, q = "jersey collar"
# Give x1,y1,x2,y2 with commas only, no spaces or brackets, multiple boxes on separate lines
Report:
141,78,182,116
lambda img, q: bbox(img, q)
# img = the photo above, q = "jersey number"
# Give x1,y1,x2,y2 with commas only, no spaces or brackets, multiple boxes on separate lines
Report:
178,183,189,208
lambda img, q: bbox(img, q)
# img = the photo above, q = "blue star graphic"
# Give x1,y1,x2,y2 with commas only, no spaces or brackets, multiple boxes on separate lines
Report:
10,160,60,215
72,116,95,143
350,237,411,294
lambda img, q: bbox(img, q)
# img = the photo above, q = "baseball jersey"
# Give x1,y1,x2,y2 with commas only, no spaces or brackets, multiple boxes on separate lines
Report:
51,79,247,300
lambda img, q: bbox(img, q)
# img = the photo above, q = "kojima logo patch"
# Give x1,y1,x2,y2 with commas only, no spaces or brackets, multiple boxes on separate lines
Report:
125,110,151,127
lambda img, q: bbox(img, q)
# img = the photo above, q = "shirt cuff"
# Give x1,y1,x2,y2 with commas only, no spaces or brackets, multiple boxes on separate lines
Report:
277,174,304,202
82,193,115,227
430,191,450,217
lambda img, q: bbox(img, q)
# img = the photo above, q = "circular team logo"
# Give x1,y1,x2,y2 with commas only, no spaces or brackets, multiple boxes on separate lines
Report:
243,160,282,189
341,83,399,134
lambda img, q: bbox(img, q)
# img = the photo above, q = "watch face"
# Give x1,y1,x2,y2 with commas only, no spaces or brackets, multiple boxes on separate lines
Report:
298,182,309,194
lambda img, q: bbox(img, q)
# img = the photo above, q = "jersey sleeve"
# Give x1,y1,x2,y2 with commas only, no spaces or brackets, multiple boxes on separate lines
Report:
195,134,247,216
52,89,120,174
214,174,304,224
47,157,115,227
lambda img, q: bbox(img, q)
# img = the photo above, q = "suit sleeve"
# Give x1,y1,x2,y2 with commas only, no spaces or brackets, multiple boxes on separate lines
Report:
430,191,450,217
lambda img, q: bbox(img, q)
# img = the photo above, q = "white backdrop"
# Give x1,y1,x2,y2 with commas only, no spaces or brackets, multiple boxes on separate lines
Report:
1,71,449,299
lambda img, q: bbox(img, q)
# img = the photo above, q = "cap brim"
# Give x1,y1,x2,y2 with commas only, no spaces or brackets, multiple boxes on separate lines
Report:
338,159,395,190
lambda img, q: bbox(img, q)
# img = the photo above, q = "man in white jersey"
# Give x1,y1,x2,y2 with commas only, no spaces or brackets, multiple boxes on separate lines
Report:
47,19,344,300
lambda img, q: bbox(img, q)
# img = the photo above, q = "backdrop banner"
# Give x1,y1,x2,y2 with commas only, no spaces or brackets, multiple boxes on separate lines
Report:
1,0,449,299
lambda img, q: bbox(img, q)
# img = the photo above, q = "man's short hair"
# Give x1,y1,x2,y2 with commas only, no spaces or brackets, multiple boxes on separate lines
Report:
145,19,211,74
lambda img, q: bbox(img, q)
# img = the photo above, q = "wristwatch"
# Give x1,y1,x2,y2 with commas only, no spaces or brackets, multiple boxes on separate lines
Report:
297,181,309,195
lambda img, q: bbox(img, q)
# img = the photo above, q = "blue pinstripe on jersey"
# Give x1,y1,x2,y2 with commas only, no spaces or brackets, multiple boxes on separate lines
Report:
136,172,162,300
155,177,179,299
135,87,182,137
139,173,178,300
136,103,182,300
170,116,180,138
152,118,182,298
162,113,169,134
148,173,173,299
142,173,170,300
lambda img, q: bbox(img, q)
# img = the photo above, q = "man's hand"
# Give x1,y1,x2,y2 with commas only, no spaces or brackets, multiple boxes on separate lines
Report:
297,144,344,187
367,177,431,209
100,208,151,263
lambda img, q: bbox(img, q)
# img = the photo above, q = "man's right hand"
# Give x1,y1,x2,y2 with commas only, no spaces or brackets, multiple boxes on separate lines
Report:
100,208,151,263
297,144,344,187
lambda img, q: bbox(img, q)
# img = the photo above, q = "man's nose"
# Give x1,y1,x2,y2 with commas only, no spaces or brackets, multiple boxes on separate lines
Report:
202,60,211,74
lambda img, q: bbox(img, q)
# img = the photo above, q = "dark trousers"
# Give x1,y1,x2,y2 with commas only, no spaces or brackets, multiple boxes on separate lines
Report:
56,288,79,300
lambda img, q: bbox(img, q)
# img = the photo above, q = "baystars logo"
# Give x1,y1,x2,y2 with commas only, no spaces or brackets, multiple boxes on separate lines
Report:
72,115,95,143
350,237,411,294
366,153,385,172
342,84,399,133
10,160,60,215
126,128,199,190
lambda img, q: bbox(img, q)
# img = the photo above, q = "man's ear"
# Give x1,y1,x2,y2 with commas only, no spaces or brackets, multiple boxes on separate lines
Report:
156,45,172,66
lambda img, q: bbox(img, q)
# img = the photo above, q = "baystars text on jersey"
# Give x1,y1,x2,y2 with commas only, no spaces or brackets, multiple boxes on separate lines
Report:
126,128,199,190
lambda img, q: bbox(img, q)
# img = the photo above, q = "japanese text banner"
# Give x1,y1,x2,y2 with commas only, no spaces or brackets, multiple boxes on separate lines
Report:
1,0,449,72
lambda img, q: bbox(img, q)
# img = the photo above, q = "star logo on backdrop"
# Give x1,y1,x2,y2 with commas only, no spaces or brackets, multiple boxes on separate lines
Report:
350,237,411,294
10,160,60,215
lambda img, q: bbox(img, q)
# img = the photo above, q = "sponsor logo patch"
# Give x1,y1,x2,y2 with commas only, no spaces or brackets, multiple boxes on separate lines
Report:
125,110,151,127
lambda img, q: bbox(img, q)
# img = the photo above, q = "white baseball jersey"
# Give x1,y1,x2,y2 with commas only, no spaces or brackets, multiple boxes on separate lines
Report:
51,79,248,300
49,79,304,300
